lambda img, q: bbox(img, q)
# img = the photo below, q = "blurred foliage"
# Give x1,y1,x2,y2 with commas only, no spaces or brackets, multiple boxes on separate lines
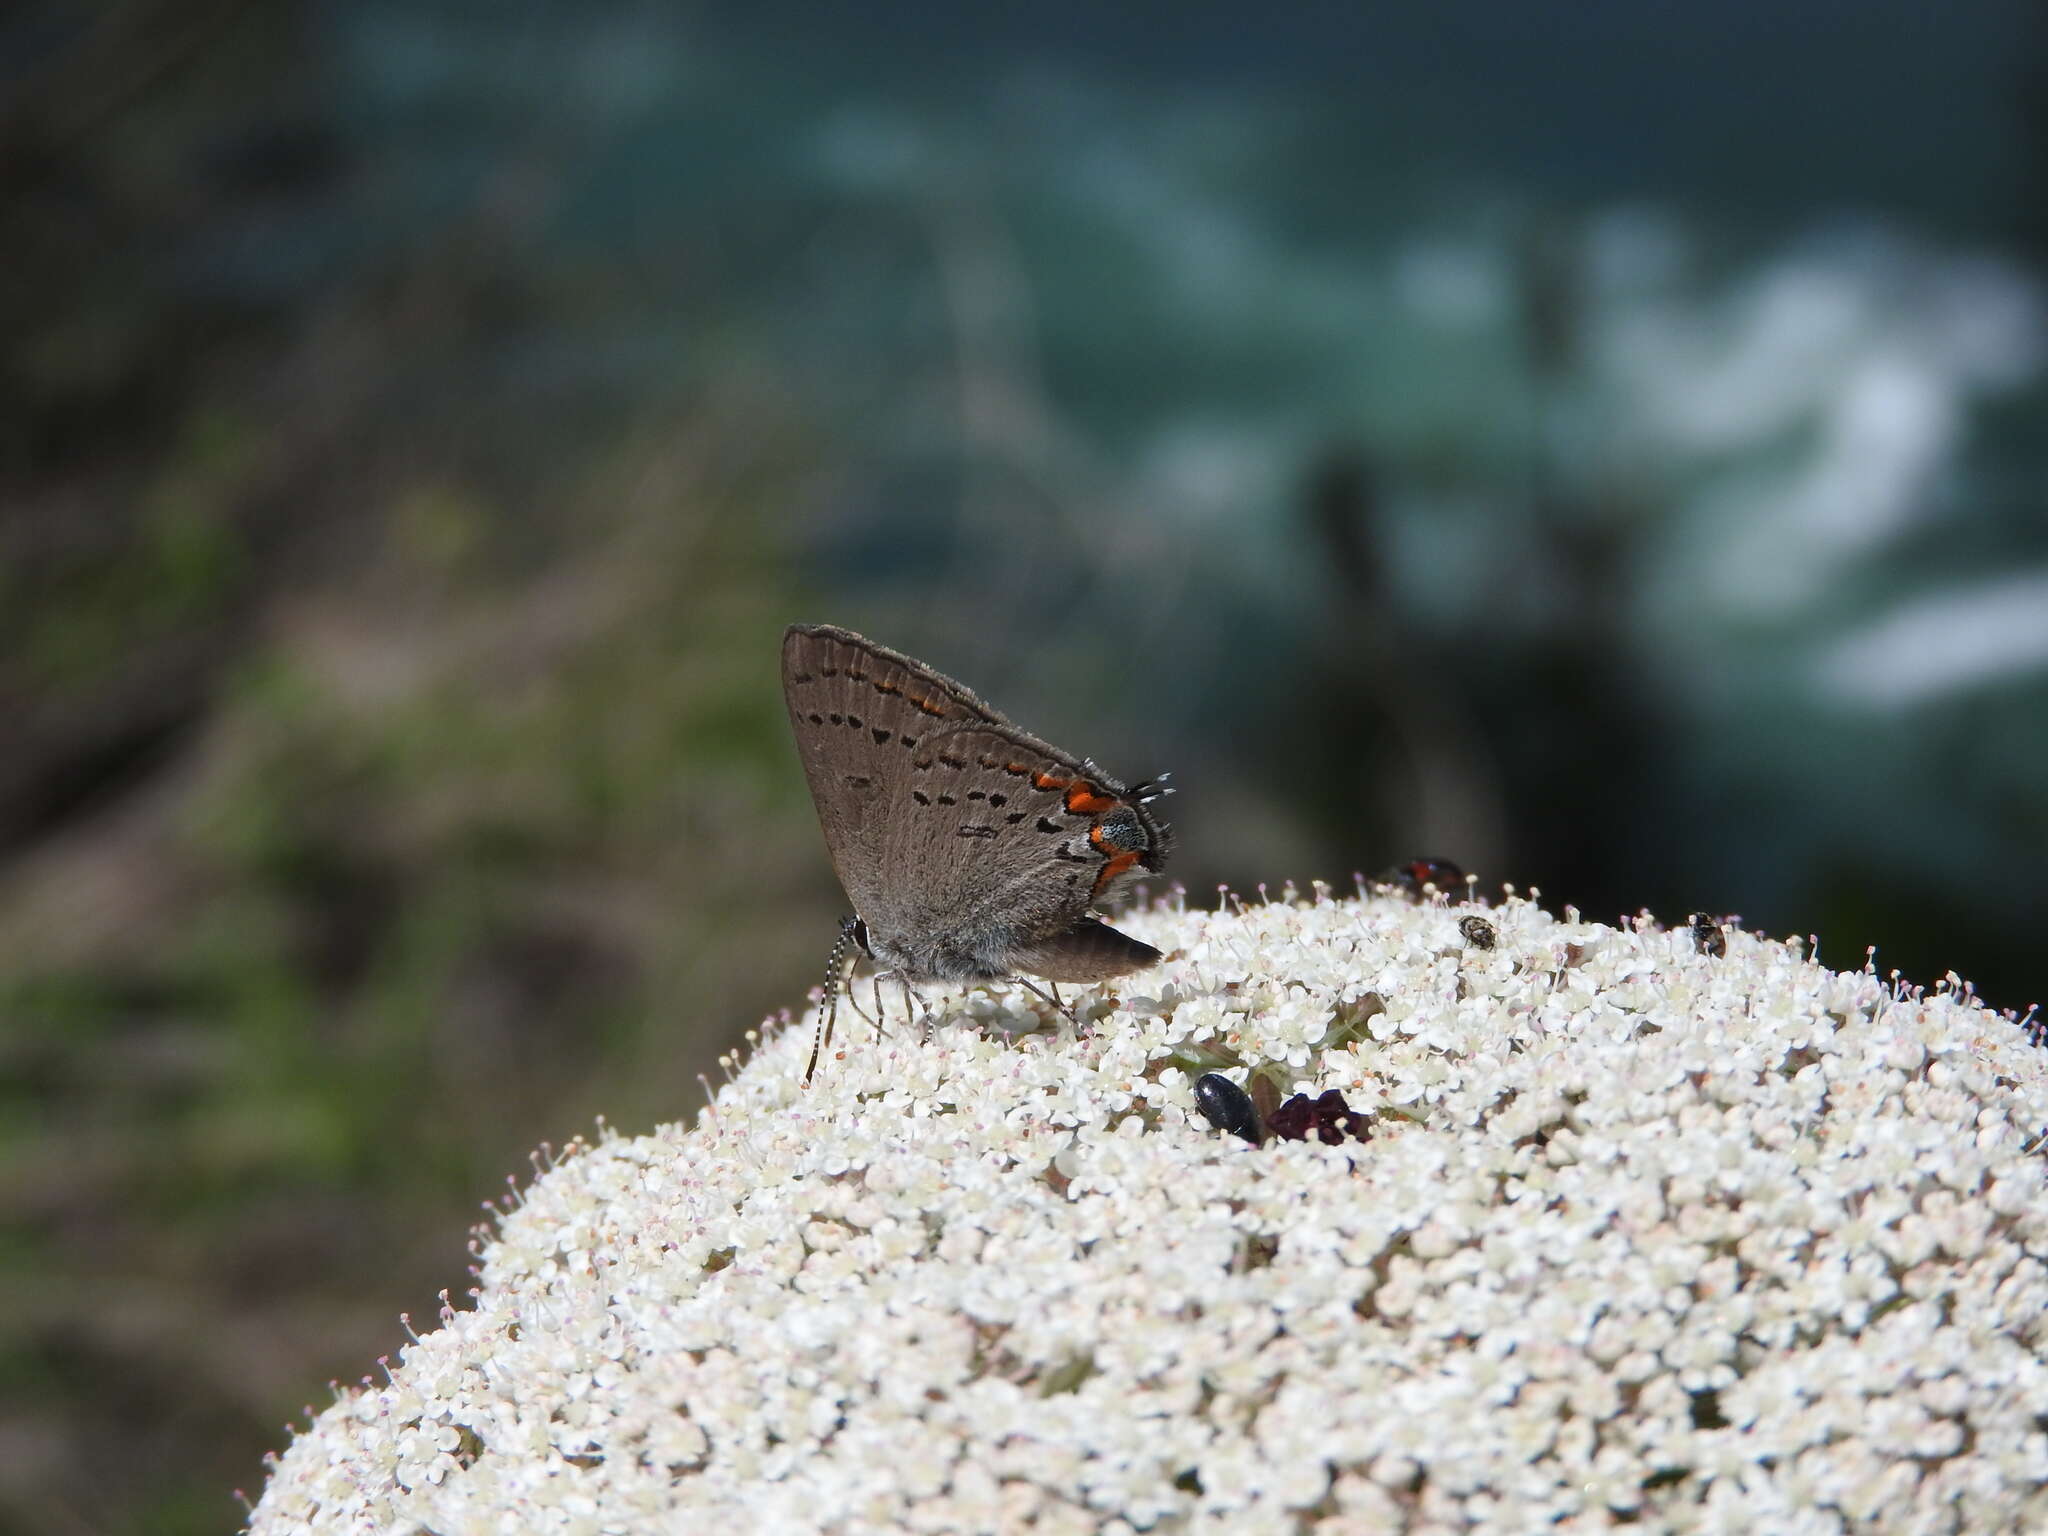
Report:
0,10,837,1520
0,415,833,1530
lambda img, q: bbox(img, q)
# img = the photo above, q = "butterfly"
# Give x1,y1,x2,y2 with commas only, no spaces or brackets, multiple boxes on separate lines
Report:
782,623,1173,1079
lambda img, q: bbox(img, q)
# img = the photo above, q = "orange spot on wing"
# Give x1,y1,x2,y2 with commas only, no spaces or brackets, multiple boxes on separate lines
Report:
1088,820,1140,854
1034,771,1070,791
1091,849,1141,897
1064,783,1118,816
913,696,947,717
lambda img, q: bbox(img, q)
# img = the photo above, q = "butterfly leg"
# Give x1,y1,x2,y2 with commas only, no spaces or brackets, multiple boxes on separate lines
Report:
855,968,915,1039
1012,976,1082,1028
841,979,876,1030
899,974,937,1047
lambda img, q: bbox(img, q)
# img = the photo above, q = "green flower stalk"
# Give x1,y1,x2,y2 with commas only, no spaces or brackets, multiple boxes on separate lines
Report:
250,889,2048,1533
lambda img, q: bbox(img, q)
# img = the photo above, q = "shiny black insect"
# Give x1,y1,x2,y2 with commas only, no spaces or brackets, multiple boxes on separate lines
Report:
1193,1073,1262,1145
1459,915,1497,949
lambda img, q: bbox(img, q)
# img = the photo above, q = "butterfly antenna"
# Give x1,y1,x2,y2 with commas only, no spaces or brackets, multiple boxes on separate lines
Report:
806,916,861,1085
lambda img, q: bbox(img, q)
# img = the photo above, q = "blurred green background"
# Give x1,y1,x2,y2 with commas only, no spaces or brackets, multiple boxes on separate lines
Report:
3,2,2046,1530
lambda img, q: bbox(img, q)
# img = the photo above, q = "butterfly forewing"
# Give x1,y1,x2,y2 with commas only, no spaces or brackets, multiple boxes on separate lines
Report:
782,625,1010,927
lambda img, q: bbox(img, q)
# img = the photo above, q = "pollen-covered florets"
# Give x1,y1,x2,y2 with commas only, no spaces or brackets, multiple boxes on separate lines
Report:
250,889,2048,1534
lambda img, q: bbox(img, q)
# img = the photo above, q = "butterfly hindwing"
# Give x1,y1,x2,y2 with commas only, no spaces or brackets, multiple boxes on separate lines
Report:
871,723,1163,978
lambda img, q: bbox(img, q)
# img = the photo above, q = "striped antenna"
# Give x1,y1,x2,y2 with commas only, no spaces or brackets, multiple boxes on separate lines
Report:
805,915,863,1084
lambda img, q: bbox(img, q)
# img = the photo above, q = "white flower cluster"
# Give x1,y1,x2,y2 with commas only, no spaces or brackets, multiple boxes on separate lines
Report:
250,890,2048,1534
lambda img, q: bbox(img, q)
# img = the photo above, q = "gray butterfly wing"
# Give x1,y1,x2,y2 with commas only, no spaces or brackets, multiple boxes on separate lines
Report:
782,624,1013,928
869,723,1166,983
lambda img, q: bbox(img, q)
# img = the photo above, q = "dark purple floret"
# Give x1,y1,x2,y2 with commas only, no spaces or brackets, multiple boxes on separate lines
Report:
1267,1089,1372,1146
